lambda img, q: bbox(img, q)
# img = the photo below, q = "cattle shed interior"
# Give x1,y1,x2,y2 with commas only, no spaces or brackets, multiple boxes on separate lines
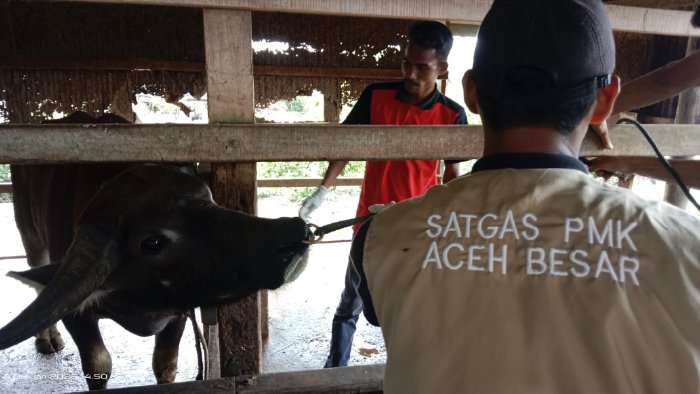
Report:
0,0,699,392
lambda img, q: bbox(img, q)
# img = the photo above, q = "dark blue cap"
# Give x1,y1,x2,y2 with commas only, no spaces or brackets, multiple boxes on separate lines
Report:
472,0,615,99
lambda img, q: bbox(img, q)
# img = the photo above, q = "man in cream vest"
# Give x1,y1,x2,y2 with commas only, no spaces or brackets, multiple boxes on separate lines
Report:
350,0,700,392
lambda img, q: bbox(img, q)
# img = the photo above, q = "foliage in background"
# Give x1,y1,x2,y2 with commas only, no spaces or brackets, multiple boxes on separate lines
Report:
0,164,11,203
258,161,365,202
0,164,9,182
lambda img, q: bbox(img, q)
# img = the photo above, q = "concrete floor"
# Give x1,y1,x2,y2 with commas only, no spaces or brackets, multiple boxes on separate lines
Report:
0,193,386,393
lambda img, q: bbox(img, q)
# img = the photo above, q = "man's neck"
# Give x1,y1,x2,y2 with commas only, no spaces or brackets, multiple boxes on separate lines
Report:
406,84,437,105
482,126,584,158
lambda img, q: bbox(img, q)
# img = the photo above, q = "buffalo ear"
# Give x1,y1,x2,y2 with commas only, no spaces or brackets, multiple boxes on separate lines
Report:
7,264,61,290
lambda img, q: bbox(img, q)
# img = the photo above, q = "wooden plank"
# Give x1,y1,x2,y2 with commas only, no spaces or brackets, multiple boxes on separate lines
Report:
235,364,384,393
205,10,254,124
254,65,401,80
0,123,698,164
0,59,404,80
258,178,363,188
56,0,700,37
0,178,364,194
204,8,262,379
98,364,385,393
0,58,205,72
606,4,700,36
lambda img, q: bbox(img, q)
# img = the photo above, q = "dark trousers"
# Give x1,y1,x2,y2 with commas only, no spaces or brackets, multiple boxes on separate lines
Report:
324,256,363,368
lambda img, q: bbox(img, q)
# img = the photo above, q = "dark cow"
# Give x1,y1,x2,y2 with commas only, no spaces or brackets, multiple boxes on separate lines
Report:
0,112,310,390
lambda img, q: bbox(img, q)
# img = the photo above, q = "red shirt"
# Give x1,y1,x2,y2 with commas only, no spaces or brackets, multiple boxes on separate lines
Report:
343,81,467,230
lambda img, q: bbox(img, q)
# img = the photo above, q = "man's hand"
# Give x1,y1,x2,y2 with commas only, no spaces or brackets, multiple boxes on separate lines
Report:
586,156,632,181
299,186,329,221
589,122,613,150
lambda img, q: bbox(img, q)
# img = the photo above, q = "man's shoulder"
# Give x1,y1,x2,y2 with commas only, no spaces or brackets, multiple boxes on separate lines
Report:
435,90,467,116
575,174,700,235
362,81,405,94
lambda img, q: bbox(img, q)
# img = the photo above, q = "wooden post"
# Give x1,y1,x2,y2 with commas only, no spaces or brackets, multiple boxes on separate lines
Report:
668,32,700,209
203,9,263,377
324,79,341,124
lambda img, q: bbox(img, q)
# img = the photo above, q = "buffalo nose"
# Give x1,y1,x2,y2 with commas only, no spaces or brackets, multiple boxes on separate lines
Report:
283,216,313,243
304,223,315,242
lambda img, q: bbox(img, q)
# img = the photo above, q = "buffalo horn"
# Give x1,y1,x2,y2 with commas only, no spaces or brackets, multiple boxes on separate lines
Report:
0,225,118,350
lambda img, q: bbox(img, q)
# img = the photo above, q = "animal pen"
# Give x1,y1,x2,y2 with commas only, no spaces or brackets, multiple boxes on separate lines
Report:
0,0,699,392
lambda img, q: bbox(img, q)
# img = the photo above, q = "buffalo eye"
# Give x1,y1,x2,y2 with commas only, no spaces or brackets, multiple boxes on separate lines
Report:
140,234,169,254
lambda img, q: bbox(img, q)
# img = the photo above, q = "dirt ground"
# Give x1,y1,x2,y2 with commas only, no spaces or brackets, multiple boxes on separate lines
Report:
0,191,386,393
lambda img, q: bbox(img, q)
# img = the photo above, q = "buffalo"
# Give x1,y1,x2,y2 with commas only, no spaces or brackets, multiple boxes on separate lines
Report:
0,112,311,390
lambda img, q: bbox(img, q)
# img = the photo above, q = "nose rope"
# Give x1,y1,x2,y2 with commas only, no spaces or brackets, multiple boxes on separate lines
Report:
303,213,375,244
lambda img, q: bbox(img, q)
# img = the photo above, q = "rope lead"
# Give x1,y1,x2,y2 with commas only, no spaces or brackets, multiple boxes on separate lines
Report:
303,213,375,244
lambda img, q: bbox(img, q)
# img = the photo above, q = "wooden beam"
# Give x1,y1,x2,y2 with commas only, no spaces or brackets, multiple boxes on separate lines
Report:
0,58,205,72
606,4,700,36
0,179,366,194
255,65,399,79
257,177,363,188
0,124,698,163
56,0,700,37
204,8,263,379
98,364,385,393
255,65,447,80
0,59,405,80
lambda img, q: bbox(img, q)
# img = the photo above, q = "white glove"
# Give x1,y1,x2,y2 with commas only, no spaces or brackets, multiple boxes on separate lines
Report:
299,186,329,221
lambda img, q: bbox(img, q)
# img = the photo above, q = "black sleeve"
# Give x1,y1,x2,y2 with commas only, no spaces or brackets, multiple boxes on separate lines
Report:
342,85,373,125
351,218,379,326
454,108,468,125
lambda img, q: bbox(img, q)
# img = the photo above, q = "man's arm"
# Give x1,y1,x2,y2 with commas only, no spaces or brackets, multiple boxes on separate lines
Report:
590,51,700,149
587,156,700,189
299,160,347,220
299,84,374,220
614,51,700,115
320,160,347,188
350,219,379,326
442,162,460,183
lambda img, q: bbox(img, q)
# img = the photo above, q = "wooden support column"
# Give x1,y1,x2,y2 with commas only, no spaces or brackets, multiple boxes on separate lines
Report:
110,81,136,123
203,8,263,377
668,32,700,209
324,78,341,123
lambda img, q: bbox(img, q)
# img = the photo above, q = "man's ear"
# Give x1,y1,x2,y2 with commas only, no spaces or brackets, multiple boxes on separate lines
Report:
590,75,620,124
463,69,480,114
438,61,448,78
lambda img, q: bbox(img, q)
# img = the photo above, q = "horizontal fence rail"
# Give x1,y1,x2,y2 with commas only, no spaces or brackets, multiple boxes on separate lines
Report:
257,177,363,188
0,179,363,194
61,0,700,37
0,123,698,164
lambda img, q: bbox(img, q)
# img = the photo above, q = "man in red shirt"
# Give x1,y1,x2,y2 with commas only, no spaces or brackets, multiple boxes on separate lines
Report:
299,20,467,368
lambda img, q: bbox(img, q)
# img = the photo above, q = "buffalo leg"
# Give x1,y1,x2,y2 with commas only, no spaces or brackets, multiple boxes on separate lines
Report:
33,323,66,354
153,315,187,384
11,166,65,354
62,315,111,390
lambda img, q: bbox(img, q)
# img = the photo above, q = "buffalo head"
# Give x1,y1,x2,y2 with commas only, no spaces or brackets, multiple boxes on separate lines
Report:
0,164,311,352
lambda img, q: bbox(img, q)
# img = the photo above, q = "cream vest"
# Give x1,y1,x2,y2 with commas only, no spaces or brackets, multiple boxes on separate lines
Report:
363,168,700,394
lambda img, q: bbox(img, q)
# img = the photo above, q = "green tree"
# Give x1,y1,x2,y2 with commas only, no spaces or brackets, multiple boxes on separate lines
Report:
0,164,11,203
257,161,364,202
